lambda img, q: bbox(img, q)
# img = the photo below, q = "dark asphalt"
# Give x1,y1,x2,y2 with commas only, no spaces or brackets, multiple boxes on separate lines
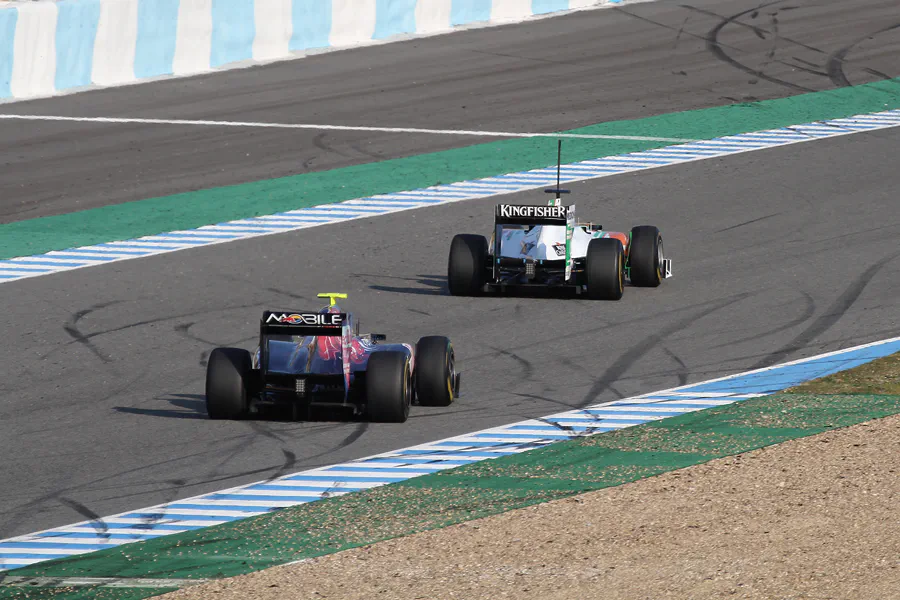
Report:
1,0,899,222
1,0,900,540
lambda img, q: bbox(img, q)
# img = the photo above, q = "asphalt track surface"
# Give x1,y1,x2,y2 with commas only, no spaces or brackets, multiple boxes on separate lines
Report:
2,0,900,222
1,0,900,540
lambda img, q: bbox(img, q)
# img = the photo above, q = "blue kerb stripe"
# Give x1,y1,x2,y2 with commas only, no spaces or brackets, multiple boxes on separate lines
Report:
211,0,254,68
134,0,179,78
246,484,368,493
472,432,578,440
532,0,568,14
72,247,152,255
397,449,519,457
36,532,163,540
165,504,273,512
432,440,541,448
1,541,115,550
374,0,417,39
363,457,476,465
209,493,326,501
0,274,24,279
69,523,204,531
290,0,331,51
507,423,644,431
96,243,177,250
54,0,101,90
281,475,406,483
155,231,242,239
0,7,17,98
119,512,240,522
45,253,119,261
326,465,443,473
1,260,86,268
451,0,491,26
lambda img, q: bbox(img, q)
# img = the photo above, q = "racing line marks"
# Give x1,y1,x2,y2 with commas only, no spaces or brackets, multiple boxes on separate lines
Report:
2,108,900,286
2,335,899,572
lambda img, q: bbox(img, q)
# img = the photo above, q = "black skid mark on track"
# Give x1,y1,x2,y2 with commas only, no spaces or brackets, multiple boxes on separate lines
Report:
62,302,122,364
58,497,108,537
699,1,815,93
711,290,815,350
617,3,815,91
826,23,900,87
577,292,753,408
174,322,254,367
660,346,690,387
488,345,534,382
752,250,900,369
715,211,782,233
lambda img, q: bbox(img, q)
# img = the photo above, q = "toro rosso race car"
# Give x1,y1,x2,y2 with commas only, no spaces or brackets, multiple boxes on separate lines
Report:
447,144,672,300
205,293,460,422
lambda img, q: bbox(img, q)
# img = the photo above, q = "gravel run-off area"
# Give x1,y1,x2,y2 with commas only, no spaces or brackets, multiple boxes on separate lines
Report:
162,411,900,600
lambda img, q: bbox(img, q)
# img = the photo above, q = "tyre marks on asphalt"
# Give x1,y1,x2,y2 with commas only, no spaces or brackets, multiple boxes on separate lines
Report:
5,336,900,571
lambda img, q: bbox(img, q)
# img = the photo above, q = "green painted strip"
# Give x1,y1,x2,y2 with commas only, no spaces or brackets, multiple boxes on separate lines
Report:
2,78,900,260
3,392,898,600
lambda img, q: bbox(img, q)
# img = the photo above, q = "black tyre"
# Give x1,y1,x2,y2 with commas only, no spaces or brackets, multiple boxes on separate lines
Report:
415,336,456,407
448,234,488,296
586,238,624,301
366,351,412,423
629,225,664,287
206,347,252,420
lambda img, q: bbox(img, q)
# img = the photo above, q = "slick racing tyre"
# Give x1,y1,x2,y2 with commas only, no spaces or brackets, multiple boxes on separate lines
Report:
206,347,252,420
448,234,488,296
415,336,457,407
366,351,412,423
629,225,664,287
586,238,625,301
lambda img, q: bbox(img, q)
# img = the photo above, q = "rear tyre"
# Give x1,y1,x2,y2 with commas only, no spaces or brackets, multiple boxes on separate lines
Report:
415,336,456,407
206,347,252,420
366,351,412,423
586,238,624,301
629,225,664,287
448,234,488,296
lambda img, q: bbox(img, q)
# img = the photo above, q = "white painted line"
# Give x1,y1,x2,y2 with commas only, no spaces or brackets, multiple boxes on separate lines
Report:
0,114,696,142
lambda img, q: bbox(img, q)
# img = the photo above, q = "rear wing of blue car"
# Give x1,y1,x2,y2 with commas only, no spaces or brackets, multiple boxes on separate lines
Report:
260,311,346,337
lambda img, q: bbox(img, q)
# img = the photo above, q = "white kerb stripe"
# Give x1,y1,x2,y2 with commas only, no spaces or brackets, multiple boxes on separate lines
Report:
330,0,376,47
91,0,138,85
10,2,57,98
173,0,212,75
491,0,533,22
252,0,292,61
414,0,452,34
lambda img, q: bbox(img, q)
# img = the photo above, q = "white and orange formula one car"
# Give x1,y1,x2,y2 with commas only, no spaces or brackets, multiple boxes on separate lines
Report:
447,145,672,301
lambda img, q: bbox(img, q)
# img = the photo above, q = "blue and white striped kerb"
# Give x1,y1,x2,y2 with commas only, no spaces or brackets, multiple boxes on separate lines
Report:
3,108,900,285
0,0,615,101
2,334,899,571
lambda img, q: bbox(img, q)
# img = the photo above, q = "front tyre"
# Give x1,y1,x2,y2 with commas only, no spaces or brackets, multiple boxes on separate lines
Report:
206,347,252,420
448,234,488,296
415,336,456,407
586,238,625,301
629,225,664,287
366,351,412,423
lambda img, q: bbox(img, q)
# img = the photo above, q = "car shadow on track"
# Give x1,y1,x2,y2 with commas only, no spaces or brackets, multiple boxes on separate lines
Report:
114,393,209,420
368,274,447,296
115,393,373,423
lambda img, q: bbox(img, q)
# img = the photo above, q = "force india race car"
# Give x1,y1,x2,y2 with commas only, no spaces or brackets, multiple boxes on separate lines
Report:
205,293,460,422
447,147,672,300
